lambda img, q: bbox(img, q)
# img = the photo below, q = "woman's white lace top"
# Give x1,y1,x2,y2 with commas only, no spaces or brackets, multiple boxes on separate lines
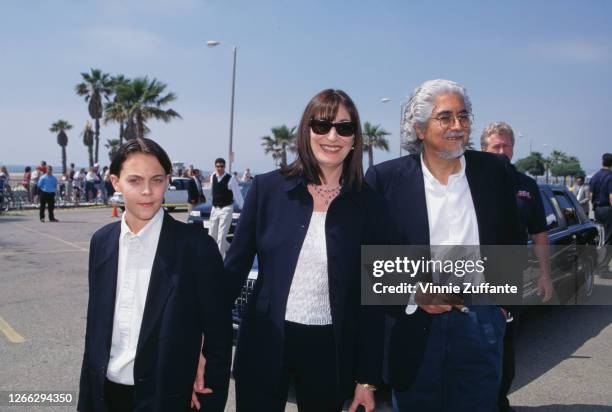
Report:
284,211,332,325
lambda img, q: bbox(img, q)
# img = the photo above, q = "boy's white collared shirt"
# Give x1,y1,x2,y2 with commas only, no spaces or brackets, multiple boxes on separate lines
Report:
106,207,164,385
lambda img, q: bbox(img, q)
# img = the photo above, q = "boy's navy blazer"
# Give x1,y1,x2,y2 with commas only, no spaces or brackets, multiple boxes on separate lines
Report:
224,169,385,402
365,150,526,391
78,212,232,412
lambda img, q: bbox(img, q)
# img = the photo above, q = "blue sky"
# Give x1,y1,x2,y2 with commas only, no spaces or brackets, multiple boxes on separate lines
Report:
1,0,611,173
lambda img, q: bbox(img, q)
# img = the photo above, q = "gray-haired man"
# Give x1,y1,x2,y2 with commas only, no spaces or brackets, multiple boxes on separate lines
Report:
366,79,525,412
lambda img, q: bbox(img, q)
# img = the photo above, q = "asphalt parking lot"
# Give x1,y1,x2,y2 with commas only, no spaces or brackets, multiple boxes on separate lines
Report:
1,208,611,411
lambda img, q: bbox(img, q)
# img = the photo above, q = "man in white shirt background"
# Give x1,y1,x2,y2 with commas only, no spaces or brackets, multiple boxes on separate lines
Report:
209,157,244,257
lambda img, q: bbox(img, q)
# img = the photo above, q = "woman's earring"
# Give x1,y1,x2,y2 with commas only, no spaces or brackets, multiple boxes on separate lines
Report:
351,146,355,150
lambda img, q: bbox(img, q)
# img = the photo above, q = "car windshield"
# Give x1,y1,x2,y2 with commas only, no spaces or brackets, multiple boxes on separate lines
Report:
169,178,190,191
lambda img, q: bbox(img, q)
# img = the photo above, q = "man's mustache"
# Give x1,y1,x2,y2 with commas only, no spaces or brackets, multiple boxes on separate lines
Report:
443,131,466,139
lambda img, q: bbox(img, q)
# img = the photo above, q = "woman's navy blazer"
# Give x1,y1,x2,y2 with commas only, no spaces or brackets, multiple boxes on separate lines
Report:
78,212,232,412
224,169,385,402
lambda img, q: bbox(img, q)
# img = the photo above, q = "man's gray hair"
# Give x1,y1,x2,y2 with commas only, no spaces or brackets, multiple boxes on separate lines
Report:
400,79,472,154
480,121,515,150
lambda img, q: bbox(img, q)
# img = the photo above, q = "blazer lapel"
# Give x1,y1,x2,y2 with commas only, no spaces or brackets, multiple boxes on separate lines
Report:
399,154,430,245
465,151,496,245
136,213,177,353
92,222,121,356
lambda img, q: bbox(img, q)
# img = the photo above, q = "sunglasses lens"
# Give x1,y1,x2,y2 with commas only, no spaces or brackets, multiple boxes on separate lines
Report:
335,122,355,137
311,119,332,135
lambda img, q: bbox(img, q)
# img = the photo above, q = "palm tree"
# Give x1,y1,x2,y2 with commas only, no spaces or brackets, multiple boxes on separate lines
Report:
81,121,95,167
50,120,73,174
105,138,121,163
75,68,112,163
116,77,181,139
363,122,390,168
104,74,131,145
261,125,296,167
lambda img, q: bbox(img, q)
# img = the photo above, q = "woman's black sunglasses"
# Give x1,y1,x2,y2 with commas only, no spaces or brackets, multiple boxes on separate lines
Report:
309,118,355,137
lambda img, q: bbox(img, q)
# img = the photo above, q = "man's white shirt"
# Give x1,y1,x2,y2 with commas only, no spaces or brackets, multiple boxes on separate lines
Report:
405,154,480,315
106,207,164,385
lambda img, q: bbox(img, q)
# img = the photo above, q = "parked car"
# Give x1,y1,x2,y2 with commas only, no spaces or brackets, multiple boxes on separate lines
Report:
186,182,251,241
109,177,191,211
229,183,602,330
522,184,600,304
232,257,259,330
163,177,191,210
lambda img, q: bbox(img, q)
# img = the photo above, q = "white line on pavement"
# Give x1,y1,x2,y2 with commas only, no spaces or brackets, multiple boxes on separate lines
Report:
10,223,88,252
0,315,26,343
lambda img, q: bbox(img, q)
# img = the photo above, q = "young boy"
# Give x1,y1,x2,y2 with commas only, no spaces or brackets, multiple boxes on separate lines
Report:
78,138,232,411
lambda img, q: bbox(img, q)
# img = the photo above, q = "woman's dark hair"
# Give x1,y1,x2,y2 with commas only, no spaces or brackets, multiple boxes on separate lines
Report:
110,138,172,177
25,166,31,173
283,89,364,191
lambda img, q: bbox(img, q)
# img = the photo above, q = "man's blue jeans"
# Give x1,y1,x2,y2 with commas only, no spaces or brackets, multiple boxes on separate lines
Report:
392,305,506,412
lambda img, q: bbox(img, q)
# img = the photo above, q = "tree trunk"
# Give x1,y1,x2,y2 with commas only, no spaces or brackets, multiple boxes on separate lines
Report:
88,145,94,168
281,143,287,168
137,112,145,139
61,146,67,174
94,118,100,164
368,146,374,168
119,122,124,146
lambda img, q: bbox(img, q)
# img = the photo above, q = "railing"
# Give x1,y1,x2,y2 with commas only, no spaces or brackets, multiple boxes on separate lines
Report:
0,177,111,212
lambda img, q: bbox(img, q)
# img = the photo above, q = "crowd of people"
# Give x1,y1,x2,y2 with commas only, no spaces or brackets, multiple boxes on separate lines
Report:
1,161,115,206
0,158,256,226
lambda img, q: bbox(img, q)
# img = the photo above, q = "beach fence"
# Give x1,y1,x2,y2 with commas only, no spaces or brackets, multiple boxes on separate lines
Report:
1,176,105,212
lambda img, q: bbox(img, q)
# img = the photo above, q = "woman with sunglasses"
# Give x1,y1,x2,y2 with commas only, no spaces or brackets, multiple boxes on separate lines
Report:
221,89,384,412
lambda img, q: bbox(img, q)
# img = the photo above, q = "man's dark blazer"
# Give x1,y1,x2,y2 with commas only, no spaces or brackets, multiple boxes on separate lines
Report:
78,212,232,411
224,170,385,405
365,150,526,391
187,177,206,204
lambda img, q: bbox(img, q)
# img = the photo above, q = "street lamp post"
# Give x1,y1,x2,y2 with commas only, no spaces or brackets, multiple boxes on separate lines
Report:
207,41,237,173
381,97,403,157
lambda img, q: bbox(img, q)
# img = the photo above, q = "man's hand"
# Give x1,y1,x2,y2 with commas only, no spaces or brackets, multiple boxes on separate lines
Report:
416,290,464,315
348,384,375,412
190,349,213,410
537,275,554,302
532,231,552,303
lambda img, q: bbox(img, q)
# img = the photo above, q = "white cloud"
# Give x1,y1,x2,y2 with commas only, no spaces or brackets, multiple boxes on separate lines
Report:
528,39,610,63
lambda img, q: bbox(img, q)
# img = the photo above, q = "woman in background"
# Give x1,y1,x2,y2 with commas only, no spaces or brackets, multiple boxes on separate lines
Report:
22,166,32,202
